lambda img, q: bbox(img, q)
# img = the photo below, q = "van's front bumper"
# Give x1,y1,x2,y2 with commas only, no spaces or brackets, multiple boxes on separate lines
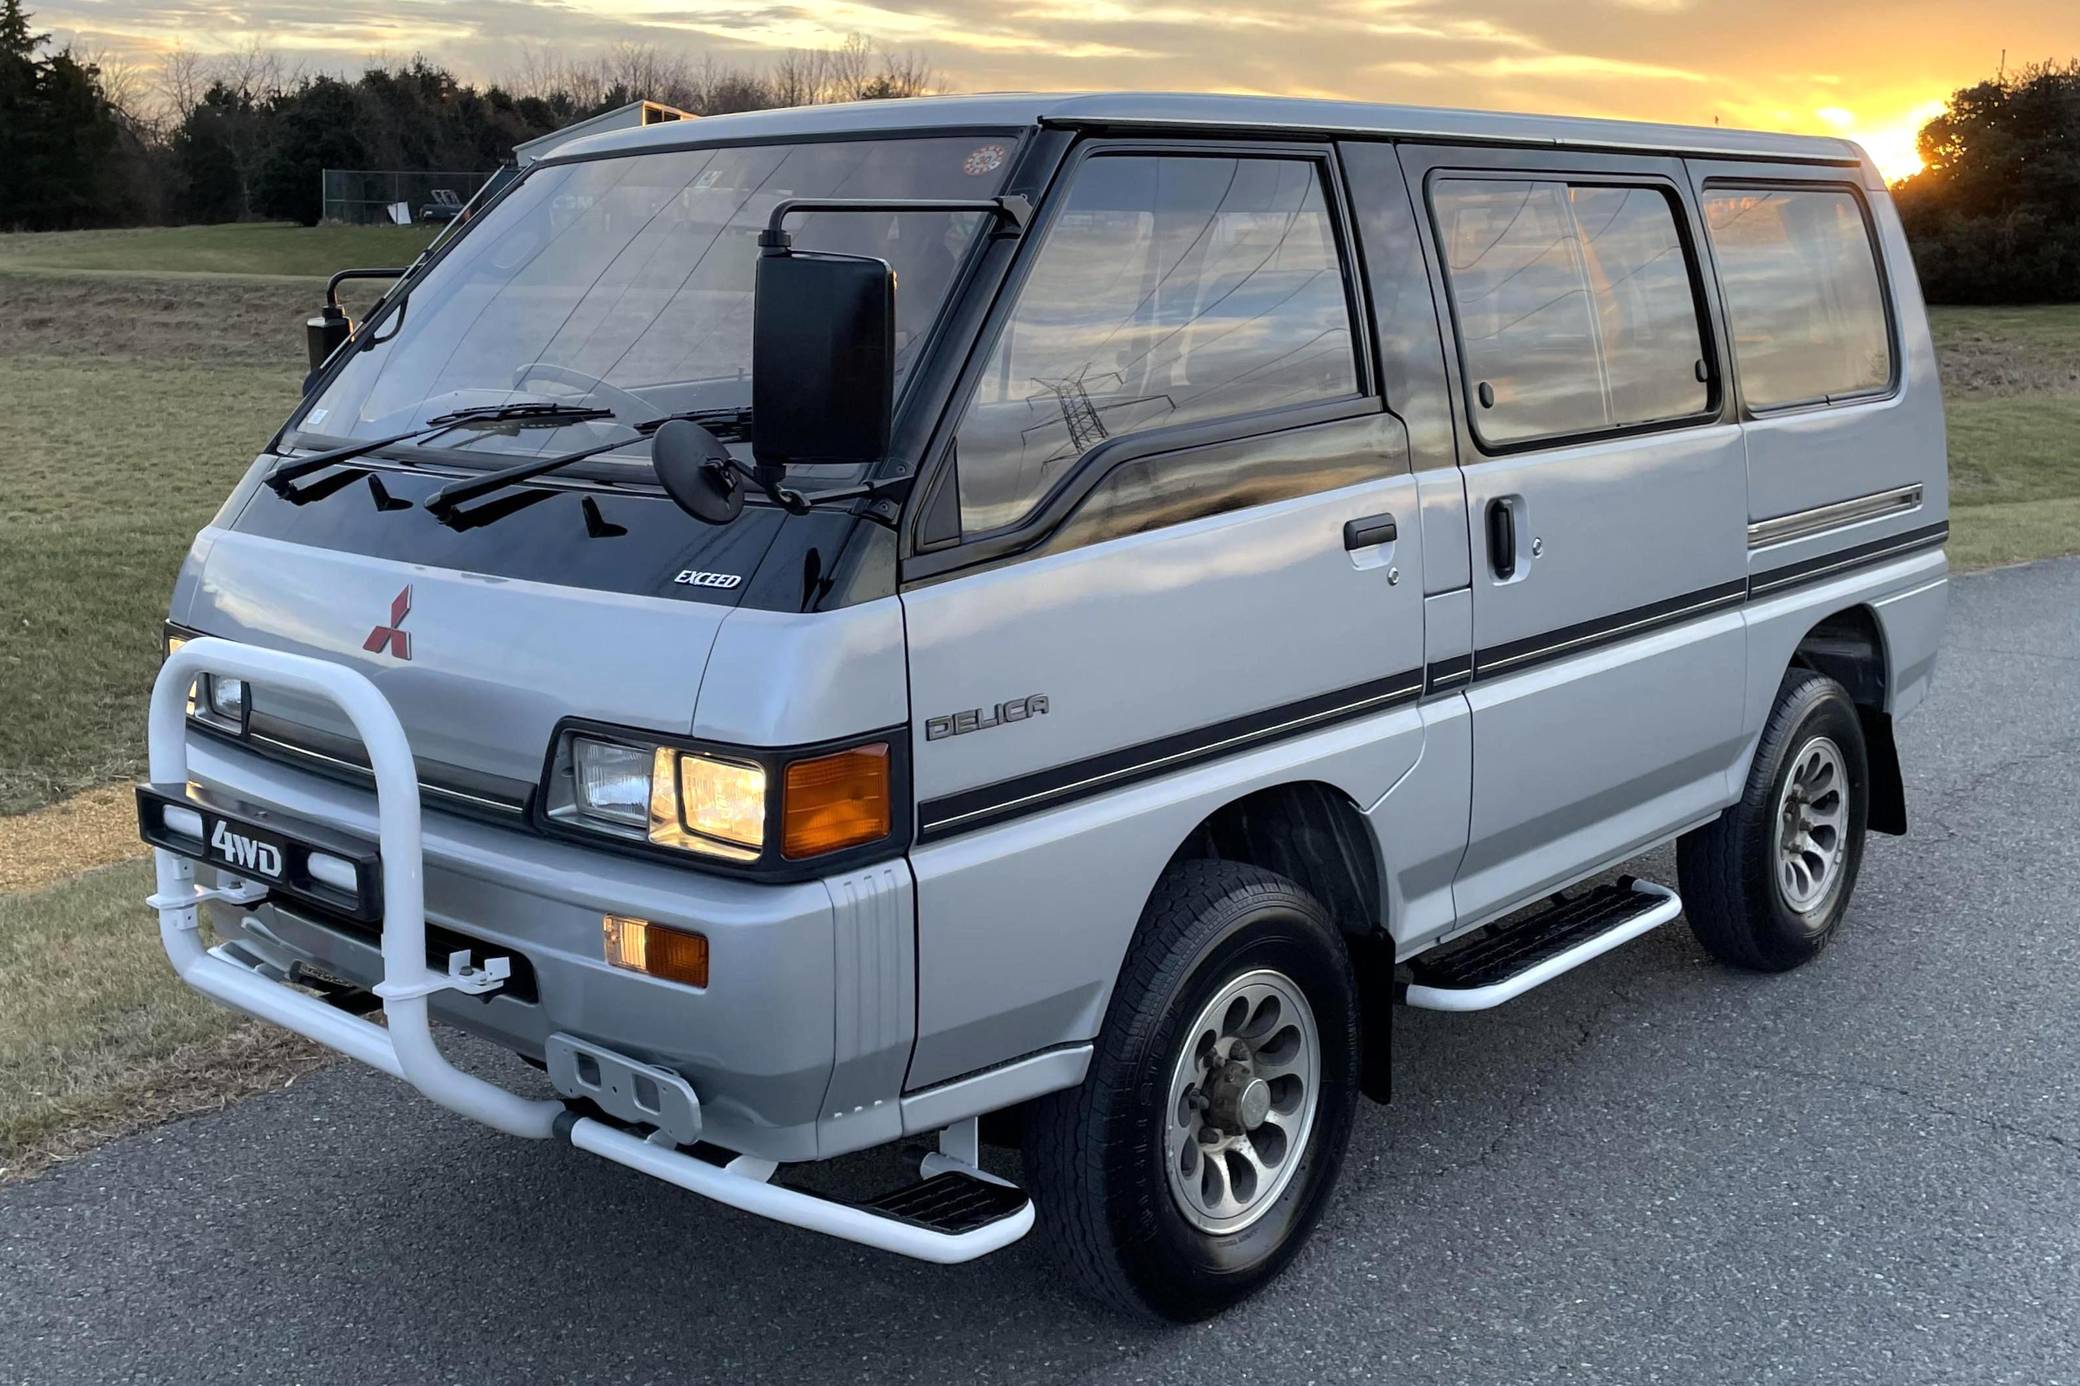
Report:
178,726,899,1163
145,639,1028,1263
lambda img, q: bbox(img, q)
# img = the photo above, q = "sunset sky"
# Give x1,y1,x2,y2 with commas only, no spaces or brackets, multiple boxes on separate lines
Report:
34,0,2079,181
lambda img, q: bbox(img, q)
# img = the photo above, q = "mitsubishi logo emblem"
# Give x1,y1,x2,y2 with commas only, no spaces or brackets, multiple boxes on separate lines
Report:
363,585,413,661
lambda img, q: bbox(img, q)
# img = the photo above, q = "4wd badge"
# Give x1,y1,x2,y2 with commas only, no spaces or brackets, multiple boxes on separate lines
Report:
209,820,284,879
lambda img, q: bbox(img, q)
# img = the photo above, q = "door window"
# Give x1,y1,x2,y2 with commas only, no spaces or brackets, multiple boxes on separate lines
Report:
952,154,1360,534
1431,179,1710,448
1700,186,1892,410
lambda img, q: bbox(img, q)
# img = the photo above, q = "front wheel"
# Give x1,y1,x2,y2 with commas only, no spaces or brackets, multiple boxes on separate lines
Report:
1679,668,1870,971
1021,861,1360,1321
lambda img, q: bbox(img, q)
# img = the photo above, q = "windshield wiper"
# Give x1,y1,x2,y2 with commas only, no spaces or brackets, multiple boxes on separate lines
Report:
264,402,614,493
421,407,755,521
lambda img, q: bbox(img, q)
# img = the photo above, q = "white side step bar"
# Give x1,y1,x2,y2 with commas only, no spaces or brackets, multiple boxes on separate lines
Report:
563,1116,1034,1265
146,638,1029,1264
1403,879,1682,1012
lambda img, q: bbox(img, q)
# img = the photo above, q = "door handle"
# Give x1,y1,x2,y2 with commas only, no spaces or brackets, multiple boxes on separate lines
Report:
1343,512,1398,550
1487,499,1516,580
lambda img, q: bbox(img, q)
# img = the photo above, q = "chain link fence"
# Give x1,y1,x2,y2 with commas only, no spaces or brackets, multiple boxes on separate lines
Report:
321,169,497,226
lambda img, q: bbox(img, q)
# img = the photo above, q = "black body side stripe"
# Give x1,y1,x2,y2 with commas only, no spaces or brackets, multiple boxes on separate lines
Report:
915,521,1948,844
1424,654,1472,695
916,668,1425,842
1473,579,1749,682
1746,520,1948,599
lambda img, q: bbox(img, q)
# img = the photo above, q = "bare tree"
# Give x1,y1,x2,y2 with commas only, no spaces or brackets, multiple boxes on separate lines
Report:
155,43,206,124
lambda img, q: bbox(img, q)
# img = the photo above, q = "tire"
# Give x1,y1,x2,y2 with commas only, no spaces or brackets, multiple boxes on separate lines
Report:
1021,860,1361,1321
1679,668,1870,972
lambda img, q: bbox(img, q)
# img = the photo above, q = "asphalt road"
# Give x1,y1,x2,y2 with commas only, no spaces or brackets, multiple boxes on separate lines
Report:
5,558,2079,1385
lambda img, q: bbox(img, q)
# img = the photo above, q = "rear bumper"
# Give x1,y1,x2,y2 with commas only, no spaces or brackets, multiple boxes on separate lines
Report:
146,639,1030,1263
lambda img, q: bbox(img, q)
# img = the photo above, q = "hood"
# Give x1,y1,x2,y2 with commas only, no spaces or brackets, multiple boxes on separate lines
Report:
175,464,789,798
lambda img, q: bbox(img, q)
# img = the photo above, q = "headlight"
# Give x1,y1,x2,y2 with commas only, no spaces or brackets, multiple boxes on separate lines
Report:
654,750,766,856
208,677,247,721
556,733,768,861
544,725,898,874
166,626,244,726
164,629,198,715
572,738,651,828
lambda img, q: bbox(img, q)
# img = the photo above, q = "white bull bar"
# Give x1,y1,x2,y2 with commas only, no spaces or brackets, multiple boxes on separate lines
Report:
146,638,1032,1264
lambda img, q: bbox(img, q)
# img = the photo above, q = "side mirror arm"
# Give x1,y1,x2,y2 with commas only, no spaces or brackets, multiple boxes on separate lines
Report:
756,195,1034,255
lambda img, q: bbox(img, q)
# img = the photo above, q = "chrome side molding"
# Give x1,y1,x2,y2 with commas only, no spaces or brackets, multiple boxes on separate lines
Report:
1748,484,1924,549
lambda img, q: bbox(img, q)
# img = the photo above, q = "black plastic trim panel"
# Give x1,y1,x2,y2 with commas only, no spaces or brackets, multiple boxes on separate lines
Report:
916,668,1424,842
1423,654,1472,696
1746,521,1948,600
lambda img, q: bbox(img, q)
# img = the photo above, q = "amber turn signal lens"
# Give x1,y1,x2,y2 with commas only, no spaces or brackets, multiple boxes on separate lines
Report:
602,915,708,988
781,743,891,859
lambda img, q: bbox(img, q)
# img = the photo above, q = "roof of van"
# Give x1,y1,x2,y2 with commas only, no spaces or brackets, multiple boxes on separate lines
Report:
547,91,1876,181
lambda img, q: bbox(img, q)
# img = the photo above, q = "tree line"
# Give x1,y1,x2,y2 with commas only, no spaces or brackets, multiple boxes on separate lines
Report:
4,3,2077,304
1892,60,2080,304
0,3,933,230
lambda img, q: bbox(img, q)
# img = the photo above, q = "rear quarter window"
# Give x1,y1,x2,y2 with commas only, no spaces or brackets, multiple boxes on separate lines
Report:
1700,185,1893,410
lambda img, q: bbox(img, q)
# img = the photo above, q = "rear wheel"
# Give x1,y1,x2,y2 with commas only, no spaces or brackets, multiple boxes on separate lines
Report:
1679,669,1870,971
1022,861,1359,1321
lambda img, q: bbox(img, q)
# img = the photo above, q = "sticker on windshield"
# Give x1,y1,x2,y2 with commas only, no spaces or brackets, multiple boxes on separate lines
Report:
963,144,1008,176
693,169,723,190
306,408,328,425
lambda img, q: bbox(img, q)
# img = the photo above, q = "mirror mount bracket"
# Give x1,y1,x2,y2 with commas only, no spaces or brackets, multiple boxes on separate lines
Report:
757,195,1034,255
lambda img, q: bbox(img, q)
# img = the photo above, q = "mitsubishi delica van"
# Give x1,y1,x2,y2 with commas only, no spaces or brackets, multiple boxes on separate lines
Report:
140,93,1948,1320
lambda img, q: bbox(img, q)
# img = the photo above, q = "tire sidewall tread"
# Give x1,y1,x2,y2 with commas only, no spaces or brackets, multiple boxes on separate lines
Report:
1022,860,1360,1322
1679,669,1870,972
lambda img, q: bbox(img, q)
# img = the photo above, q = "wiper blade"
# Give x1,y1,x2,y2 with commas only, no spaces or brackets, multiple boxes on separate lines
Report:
424,407,755,521
423,435,637,519
636,406,754,442
265,402,614,492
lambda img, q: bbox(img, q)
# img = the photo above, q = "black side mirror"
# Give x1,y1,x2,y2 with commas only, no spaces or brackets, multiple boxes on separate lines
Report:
751,251,894,481
305,302,351,382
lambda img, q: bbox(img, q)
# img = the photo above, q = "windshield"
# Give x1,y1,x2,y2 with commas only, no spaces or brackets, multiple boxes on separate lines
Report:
293,133,1018,465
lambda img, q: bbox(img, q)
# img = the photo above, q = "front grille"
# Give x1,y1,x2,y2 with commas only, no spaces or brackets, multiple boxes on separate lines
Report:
198,714,534,824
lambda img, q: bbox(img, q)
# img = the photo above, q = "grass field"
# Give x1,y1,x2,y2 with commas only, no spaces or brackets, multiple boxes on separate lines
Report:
0,221,2075,1178
1929,305,2080,569
0,221,440,278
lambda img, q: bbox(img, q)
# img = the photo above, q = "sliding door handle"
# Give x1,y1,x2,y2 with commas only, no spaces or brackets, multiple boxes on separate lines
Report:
1487,500,1517,579
1343,512,1398,550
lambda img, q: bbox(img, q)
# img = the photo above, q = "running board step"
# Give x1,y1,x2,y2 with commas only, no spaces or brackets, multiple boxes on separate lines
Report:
561,1114,1035,1263
1404,878,1681,1012
859,1170,1031,1237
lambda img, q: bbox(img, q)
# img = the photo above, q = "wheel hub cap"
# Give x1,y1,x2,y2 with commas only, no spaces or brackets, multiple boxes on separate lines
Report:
1164,969,1320,1235
1775,735,1848,912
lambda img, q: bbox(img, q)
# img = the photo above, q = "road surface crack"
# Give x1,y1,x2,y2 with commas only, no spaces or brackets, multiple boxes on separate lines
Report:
1730,1057,2080,1162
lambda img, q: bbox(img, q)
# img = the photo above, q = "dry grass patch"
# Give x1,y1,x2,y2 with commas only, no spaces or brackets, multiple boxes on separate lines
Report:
0,858,329,1182
0,783,150,894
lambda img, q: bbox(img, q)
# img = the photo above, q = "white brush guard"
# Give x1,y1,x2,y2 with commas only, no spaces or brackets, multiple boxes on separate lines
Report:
146,638,1032,1264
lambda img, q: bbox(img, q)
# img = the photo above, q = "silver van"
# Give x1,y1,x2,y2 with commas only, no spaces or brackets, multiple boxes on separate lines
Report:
141,93,1948,1320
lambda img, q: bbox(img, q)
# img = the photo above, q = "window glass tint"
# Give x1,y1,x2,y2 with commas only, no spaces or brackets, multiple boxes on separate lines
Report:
1432,179,1708,446
954,155,1357,534
1702,187,1891,409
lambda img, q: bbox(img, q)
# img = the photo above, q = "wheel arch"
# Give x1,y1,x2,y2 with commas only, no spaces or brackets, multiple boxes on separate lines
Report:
1788,603,1906,835
1162,780,1396,1102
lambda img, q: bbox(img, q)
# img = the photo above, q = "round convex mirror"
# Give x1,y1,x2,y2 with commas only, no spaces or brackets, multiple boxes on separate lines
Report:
650,419,745,525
